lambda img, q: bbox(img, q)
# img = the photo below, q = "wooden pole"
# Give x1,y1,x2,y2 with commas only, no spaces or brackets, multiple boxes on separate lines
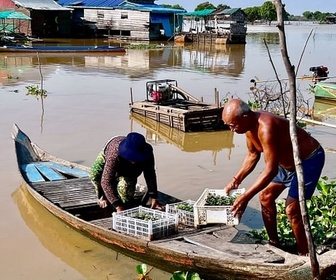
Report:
130,87,133,105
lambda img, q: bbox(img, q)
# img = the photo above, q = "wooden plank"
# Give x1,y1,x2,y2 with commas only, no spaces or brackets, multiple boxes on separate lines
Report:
35,163,66,181
21,163,45,183
184,234,285,263
45,162,89,178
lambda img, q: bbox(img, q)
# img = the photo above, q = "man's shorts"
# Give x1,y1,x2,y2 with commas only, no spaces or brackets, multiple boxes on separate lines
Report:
272,146,325,199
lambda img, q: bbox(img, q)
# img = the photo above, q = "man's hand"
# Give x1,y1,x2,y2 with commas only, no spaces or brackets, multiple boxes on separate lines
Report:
224,177,240,195
150,198,164,210
231,194,248,220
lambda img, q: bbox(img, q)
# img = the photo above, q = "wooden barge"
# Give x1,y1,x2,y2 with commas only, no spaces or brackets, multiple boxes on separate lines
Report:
129,79,227,132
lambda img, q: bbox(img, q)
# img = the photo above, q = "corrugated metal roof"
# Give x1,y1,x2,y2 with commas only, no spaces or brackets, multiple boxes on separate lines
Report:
57,0,122,7
57,0,184,13
215,8,241,15
13,0,72,10
182,9,215,17
0,10,31,19
119,3,184,13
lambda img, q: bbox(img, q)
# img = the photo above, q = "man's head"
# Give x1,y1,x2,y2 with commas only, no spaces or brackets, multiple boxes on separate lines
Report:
222,99,251,134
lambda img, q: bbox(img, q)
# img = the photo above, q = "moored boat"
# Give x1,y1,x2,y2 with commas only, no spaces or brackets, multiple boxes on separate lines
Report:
313,82,336,102
12,124,336,280
129,79,227,132
0,45,126,53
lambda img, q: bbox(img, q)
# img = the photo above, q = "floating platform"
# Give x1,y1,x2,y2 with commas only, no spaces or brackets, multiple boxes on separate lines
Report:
129,79,227,132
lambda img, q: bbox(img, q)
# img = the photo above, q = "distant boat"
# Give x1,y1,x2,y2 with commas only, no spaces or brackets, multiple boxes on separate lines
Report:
0,45,126,53
313,82,336,102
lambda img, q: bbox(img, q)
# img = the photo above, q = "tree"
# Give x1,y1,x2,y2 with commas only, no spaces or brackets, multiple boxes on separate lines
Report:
217,4,230,10
161,4,185,10
260,1,277,25
195,1,216,11
244,7,261,23
303,11,313,20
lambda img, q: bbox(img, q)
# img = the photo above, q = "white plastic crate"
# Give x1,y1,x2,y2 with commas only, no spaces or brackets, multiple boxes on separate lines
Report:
112,206,178,241
166,200,195,227
193,188,245,228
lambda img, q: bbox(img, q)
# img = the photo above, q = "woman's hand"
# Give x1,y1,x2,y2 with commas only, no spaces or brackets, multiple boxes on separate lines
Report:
150,198,164,210
115,205,125,213
97,196,108,208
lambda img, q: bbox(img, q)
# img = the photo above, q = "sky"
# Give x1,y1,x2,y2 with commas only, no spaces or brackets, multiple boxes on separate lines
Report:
155,0,336,16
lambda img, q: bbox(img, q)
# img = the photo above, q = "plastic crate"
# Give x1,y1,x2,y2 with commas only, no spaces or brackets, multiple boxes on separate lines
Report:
166,200,195,227
193,188,245,228
112,206,178,241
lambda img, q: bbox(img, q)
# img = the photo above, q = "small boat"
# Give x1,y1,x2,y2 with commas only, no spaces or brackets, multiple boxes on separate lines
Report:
129,79,227,132
12,124,336,280
0,45,126,53
313,82,336,102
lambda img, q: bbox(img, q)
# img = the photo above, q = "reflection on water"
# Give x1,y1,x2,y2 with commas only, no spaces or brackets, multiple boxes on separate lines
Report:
313,100,336,124
130,113,234,165
0,43,246,84
12,184,171,280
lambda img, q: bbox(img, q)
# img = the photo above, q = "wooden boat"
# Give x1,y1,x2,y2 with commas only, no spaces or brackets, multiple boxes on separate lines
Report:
0,45,126,53
12,124,336,280
129,79,227,132
312,82,336,102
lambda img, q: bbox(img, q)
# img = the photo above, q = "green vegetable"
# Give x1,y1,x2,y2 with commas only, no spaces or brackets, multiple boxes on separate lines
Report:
205,193,238,206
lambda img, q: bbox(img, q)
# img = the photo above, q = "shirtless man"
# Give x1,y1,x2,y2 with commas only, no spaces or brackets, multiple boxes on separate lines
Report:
222,99,325,255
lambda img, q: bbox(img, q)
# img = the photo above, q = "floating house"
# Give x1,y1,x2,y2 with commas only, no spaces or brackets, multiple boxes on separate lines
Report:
57,0,185,40
0,0,72,38
1,0,184,40
175,8,247,44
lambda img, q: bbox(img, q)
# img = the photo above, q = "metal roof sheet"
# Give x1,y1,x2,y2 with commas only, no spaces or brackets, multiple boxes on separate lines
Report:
182,9,215,17
57,0,122,7
13,0,72,10
0,10,31,19
215,8,242,15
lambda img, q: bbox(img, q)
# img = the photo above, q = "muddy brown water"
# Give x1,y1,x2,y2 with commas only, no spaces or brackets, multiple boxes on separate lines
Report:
1,24,336,279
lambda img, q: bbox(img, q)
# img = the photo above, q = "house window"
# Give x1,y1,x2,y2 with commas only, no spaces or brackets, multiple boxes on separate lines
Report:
121,12,128,19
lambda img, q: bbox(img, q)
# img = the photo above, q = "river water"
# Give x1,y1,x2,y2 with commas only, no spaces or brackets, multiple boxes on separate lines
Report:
1,23,336,280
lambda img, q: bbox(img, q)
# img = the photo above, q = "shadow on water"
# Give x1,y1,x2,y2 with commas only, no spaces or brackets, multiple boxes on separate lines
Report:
12,184,171,280
130,112,235,165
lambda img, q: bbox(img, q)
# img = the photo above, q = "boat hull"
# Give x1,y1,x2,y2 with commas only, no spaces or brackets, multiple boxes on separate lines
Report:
12,124,336,280
313,82,336,102
0,45,126,53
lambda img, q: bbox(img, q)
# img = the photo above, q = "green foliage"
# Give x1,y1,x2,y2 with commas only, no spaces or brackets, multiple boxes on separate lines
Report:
170,271,202,280
250,178,336,247
260,1,277,25
161,4,185,11
195,2,215,11
136,264,202,280
136,264,153,280
125,44,165,50
26,85,47,100
244,7,261,23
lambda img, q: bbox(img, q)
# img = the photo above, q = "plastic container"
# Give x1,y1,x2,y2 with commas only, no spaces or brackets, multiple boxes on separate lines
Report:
193,188,245,228
112,206,178,241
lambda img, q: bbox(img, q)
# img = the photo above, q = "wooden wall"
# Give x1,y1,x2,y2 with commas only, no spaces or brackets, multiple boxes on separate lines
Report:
84,9,150,40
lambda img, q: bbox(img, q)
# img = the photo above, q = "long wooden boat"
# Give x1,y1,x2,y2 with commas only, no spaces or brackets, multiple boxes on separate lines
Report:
130,79,227,132
0,45,126,53
313,82,336,102
12,124,336,280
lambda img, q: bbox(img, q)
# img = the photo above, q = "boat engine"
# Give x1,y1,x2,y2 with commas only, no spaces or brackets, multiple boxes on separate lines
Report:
309,66,329,81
